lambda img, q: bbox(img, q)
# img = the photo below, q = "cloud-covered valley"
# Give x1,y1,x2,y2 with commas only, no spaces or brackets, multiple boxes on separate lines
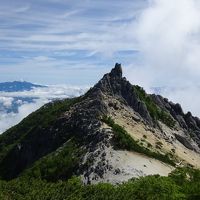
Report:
0,85,88,134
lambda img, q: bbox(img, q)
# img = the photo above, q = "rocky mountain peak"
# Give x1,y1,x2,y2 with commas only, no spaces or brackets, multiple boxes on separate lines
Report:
91,64,153,124
0,64,200,185
110,63,122,78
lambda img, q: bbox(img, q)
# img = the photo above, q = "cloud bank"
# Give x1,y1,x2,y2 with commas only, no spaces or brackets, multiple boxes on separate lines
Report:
0,99,45,134
0,85,88,134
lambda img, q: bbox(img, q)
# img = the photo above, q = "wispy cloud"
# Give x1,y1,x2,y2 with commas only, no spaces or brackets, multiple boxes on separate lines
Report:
1,0,200,118
0,0,145,84
15,5,31,13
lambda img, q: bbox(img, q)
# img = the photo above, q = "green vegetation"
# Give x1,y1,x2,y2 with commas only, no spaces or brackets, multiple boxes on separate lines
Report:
0,167,199,199
0,97,81,164
0,97,83,180
102,116,175,166
133,85,175,128
147,142,152,148
22,138,84,182
141,138,146,142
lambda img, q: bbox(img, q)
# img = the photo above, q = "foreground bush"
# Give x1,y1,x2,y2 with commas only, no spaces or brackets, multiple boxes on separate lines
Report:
0,168,199,200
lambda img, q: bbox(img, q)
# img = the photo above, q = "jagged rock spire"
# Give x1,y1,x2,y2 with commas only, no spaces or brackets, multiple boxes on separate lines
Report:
93,63,123,95
110,63,122,78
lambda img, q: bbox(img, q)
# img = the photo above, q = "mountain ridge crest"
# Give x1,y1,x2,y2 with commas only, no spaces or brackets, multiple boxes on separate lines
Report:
0,63,200,184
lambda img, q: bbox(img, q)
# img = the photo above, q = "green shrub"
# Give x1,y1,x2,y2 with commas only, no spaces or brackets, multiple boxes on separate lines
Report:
102,116,175,166
22,138,84,182
0,97,82,164
156,141,163,149
147,142,152,148
143,135,147,139
169,167,200,199
2,167,200,199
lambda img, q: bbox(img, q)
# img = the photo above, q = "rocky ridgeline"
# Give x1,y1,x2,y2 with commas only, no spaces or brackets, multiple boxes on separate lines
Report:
151,94,200,148
0,63,200,184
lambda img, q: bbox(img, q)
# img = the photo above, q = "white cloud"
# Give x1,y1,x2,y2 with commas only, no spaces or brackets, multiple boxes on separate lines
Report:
33,56,52,62
15,5,30,13
0,85,88,134
0,97,14,108
0,85,88,99
125,0,200,86
123,0,200,117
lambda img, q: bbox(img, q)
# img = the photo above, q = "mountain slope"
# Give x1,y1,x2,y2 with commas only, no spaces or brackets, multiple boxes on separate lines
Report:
0,64,200,184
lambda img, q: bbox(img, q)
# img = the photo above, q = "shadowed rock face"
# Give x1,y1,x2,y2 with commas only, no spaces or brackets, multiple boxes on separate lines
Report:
0,63,200,183
110,63,122,78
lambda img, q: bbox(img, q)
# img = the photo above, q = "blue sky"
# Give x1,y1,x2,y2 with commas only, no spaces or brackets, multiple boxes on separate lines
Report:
0,0,147,85
1,1,200,91
2,0,200,116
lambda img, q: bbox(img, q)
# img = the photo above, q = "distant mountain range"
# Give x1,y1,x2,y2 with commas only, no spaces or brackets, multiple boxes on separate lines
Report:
0,81,45,92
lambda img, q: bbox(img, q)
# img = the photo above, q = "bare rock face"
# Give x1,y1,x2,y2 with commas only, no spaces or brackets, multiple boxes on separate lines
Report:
175,134,194,150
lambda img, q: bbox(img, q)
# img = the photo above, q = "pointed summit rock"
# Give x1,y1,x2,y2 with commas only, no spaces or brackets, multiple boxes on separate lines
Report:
110,63,122,78
93,64,123,95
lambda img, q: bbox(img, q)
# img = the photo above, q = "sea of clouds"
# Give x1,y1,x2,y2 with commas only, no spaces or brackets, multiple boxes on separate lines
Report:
0,85,88,134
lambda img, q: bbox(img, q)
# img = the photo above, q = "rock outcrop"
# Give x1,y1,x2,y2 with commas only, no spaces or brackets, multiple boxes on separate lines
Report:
151,94,200,147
